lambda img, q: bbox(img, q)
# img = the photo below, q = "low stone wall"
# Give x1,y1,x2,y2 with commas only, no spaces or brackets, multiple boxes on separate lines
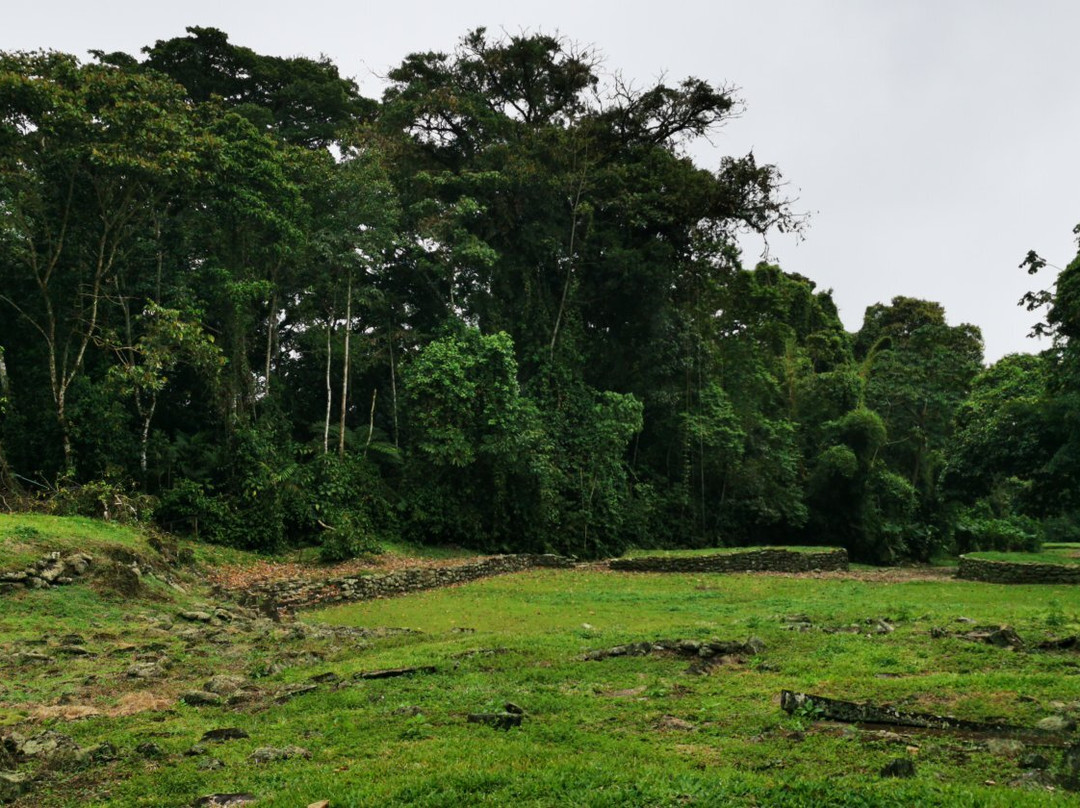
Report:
957,555,1080,584
240,553,574,611
0,552,94,594
608,548,848,573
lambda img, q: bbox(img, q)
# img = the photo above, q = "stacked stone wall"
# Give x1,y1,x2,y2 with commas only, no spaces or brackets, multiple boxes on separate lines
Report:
608,548,848,573
241,553,574,611
957,555,1080,584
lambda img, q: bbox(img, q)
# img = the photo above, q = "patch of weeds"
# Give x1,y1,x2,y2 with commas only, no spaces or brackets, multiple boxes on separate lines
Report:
399,713,433,740
12,525,44,542
1044,599,1067,628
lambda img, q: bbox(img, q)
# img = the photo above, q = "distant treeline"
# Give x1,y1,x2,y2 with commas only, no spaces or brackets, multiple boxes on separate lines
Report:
1,27,1077,561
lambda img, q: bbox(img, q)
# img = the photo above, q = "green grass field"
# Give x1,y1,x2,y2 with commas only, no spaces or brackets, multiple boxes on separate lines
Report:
2,519,1080,806
967,548,1080,565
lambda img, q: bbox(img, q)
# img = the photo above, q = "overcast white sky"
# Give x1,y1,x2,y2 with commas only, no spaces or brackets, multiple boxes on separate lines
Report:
5,0,1078,361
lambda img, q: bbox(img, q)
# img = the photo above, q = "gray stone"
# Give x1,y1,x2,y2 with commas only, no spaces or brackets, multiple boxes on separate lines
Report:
135,742,164,758
57,645,91,656
880,758,916,778
200,728,250,743
0,772,31,804
193,794,256,807
126,662,165,679
196,758,226,771
203,675,246,696
179,611,213,623
275,684,319,703
249,745,311,764
1019,752,1050,770
1036,715,1076,732
182,691,223,707
467,712,523,730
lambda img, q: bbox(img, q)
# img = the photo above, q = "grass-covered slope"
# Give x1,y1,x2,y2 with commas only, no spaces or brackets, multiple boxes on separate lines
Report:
2,517,1080,806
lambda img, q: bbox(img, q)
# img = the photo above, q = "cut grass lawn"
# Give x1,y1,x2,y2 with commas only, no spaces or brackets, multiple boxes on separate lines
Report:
2,519,1080,806
967,549,1080,566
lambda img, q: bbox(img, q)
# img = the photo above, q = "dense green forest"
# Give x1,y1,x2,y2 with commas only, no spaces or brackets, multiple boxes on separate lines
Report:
0,27,1077,562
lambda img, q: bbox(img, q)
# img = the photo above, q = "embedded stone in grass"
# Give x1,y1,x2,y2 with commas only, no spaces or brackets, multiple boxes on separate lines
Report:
656,715,696,731
880,758,916,778
275,684,319,703
203,676,246,696
309,671,341,684
200,728,250,743
1037,715,1077,733
1019,752,1050,770
56,645,91,657
93,561,142,597
197,758,226,771
125,662,165,679
467,712,523,730
354,666,437,680
0,772,31,804
192,794,257,807
504,702,525,715
248,745,312,763
179,611,213,623
181,691,223,707
135,742,164,759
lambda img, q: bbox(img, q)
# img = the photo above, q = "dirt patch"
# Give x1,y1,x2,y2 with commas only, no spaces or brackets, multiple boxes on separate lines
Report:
28,691,175,722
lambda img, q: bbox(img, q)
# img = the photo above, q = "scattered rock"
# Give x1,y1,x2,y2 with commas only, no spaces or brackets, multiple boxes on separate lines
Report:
179,611,213,623
583,637,764,662
307,801,331,808
355,666,437,680
467,712,523,730
203,676,246,696
83,742,118,764
1019,752,1050,770
880,758,916,778
93,561,143,597
200,728,250,743
181,691,223,707
135,742,164,758
504,702,525,715
986,738,1025,756
184,745,207,757
56,644,91,657
275,684,319,703
1036,715,1076,733
249,745,312,764
656,715,696,731
309,672,341,684
126,662,165,680
196,758,226,771
0,772,31,804
193,794,257,807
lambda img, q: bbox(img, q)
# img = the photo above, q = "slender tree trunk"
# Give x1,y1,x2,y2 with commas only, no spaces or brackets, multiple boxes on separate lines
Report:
365,388,378,455
140,394,157,479
264,290,277,398
0,348,9,399
549,168,587,362
323,315,333,455
387,316,399,448
339,275,352,459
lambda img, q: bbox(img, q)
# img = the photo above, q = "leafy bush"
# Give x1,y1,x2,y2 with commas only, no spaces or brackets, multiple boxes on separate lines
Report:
318,510,381,562
954,509,1043,553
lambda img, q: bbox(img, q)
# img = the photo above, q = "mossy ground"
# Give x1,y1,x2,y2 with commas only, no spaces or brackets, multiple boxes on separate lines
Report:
2,519,1080,806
